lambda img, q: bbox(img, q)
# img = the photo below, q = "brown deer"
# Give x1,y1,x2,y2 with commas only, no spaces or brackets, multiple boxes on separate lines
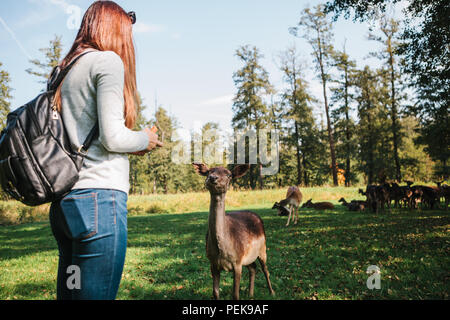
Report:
301,199,334,210
272,186,302,226
192,163,275,300
338,197,366,211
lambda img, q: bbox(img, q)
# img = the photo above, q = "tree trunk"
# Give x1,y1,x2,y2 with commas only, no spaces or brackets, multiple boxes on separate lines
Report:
258,164,264,190
367,111,375,185
344,67,351,187
389,51,401,182
302,153,309,187
321,72,339,186
294,121,302,186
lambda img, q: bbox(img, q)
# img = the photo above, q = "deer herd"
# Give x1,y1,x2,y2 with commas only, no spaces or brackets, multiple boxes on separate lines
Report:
357,181,450,213
192,163,449,299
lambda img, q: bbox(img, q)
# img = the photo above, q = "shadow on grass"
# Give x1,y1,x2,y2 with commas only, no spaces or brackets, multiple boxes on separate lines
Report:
120,207,449,300
0,222,56,260
0,206,448,300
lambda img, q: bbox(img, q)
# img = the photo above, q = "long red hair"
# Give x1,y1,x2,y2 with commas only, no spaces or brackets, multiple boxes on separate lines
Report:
54,0,137,129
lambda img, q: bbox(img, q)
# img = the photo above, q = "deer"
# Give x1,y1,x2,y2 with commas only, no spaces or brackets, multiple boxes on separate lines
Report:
272,186,302,226
301,199,334,210
192,163,275,300
364,184,389,213
338,197,366,211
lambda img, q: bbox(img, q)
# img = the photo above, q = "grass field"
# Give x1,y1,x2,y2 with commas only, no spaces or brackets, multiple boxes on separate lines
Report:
0,187,449,300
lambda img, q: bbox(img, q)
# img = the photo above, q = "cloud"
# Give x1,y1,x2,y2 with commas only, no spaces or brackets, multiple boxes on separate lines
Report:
199,94,234,107
28,0,71,11
14,9,56,29
133,22,166,34
171,33,182,40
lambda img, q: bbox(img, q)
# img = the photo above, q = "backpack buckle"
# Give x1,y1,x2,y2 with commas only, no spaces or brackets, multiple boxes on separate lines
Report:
77,145,88,156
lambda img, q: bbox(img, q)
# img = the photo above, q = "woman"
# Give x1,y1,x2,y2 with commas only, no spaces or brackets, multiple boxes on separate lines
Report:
49,1,161,300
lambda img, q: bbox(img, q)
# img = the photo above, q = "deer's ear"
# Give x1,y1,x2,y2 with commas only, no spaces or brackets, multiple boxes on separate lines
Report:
231,164,250,179
192,163,210,176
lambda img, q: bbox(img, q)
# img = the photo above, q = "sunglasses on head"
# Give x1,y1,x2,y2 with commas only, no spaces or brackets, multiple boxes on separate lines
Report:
128,11,136,25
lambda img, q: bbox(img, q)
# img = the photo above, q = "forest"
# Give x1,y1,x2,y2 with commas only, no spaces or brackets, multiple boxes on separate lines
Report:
0,0,448,195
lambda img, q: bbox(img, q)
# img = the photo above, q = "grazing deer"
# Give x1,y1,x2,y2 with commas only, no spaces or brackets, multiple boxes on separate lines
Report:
377,183,391,212
192,163,275,300
409,185,423,209
272,186,302,226
419,185,440,209
301,199,334,210
390,182,412,208
365,184,390,213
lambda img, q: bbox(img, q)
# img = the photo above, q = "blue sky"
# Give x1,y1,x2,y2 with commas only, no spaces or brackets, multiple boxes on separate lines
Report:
0,0,406,133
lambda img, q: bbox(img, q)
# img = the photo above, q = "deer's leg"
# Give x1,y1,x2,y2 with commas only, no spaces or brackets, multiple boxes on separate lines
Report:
285,207,292,227
232,264,242,300
211,264,221,300
258,251,275,296
294,205,299,224
247,262,257,298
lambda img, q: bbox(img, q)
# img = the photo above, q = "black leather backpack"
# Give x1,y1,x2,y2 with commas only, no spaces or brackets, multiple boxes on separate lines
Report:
0,52,98,206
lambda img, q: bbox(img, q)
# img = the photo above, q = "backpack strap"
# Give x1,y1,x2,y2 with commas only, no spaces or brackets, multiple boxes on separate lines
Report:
78,123,99,155
47,51,94,91
47,51,100,155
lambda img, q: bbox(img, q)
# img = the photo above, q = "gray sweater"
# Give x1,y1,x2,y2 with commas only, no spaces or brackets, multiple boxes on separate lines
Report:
60,50,149,194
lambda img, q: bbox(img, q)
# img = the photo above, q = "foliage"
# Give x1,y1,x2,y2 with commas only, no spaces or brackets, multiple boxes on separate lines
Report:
289,4,339,186
278,45,327,186
330,45,358,186
324,0,449,178
25,35,63,83
0,62,12,131
232,45,275,189
0,188,448,300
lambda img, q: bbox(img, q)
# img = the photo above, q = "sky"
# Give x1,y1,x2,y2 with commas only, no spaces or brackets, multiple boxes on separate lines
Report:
0,0,407,133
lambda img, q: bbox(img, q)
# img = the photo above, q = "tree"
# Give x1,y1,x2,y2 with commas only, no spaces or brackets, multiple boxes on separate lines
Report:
401,1,449,178
369,16,404,181
26,35,63,83
324,0,450,178
330,44,357,186
232,45,275,189
146,107,179,194
129,93,151,194
0,62,12,130
278,45,317,186
290,4,339,186
354,66,391,184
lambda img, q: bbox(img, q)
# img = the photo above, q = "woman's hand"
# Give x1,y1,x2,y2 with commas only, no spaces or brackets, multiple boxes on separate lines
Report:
129,127,163,156
144,127,164,150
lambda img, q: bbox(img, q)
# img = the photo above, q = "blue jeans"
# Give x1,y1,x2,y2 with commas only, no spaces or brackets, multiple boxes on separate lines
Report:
49,189,128,300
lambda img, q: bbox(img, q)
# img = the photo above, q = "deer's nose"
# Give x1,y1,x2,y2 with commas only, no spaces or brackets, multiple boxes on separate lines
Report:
209,175,218,182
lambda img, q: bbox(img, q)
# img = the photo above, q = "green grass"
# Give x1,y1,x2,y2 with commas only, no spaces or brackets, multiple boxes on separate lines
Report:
0,188,449,300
